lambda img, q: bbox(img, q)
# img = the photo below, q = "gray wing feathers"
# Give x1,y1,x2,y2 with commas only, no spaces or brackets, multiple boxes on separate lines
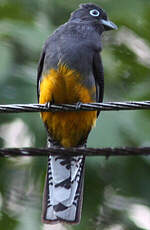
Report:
37,49,46,102
93,52,104,116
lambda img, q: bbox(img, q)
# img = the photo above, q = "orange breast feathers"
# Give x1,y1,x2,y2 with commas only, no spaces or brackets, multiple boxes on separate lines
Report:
39,65,97,147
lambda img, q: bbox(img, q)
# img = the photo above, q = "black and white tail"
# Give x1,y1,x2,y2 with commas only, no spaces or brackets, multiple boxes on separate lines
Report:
42,154,85,224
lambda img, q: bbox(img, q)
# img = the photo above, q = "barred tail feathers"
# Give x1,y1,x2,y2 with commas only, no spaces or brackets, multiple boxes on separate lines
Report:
42,155,85,224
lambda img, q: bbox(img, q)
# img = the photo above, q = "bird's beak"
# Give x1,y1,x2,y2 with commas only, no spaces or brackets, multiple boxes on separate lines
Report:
101,19,118,30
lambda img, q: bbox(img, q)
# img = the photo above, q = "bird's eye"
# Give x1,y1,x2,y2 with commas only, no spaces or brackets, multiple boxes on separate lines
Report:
90,9,100,17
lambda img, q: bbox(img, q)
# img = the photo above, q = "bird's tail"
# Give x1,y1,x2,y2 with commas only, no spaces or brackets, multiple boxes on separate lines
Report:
41,154,85,224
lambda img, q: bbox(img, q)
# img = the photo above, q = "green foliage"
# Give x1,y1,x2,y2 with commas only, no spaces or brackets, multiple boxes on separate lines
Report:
0,0,150,230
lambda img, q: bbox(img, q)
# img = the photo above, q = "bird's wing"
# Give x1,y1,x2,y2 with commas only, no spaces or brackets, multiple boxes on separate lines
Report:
37,49,46,102
93,52,104,117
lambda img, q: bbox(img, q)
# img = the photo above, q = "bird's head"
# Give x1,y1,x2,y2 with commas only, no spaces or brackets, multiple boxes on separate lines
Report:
70,3,117,32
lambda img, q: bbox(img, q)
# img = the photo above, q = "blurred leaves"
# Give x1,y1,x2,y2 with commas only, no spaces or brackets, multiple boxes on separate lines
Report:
1,0,150,230
0,0,39,22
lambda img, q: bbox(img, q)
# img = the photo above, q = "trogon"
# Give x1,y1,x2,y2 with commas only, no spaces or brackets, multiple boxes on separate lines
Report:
37,3,117,224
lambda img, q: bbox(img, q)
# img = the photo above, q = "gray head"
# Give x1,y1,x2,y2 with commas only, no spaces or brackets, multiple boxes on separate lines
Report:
70,3,117,32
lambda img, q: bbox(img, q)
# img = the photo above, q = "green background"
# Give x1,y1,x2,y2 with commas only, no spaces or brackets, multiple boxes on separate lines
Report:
0,0,150,230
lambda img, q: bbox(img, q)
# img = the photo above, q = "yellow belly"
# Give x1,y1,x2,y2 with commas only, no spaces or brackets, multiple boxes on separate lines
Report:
39,65,97,147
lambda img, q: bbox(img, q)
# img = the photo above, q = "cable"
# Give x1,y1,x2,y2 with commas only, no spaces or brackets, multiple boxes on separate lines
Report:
0,147,150,157
0,101,150,157
0,101,150,113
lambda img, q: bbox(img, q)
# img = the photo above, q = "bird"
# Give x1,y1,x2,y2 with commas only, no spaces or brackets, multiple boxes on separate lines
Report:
37,3,117,225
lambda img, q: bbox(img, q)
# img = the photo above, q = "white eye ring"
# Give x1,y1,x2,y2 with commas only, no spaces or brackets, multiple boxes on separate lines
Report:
90,9,100,17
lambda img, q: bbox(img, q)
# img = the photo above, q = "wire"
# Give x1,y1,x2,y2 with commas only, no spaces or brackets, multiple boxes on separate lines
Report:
0,101,150,157
0,147,150,157
0,101,150,113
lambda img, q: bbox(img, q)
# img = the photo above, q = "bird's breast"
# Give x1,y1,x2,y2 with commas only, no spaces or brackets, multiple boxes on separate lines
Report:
39,64,97,147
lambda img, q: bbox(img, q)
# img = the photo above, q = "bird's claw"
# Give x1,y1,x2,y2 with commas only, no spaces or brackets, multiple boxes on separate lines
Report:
76,102,82,110
45,102,52,108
